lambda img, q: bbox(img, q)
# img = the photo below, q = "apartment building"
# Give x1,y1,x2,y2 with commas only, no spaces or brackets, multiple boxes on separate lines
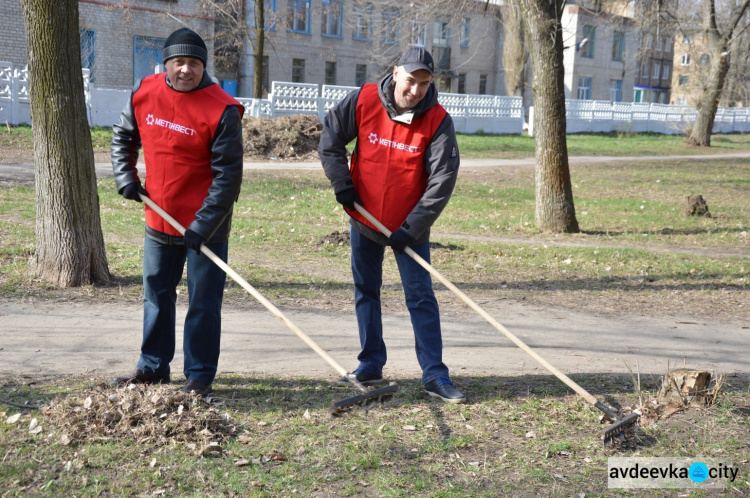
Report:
670,29,713,106
561,1,639,103
217,0,506,98
1,0,214,91
633,31,674,104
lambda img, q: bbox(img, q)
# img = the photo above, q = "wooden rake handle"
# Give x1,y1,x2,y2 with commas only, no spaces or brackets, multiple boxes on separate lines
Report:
140,194,353,382
353,202,604,409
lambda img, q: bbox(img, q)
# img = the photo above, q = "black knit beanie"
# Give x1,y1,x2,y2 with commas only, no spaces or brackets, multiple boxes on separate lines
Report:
162,28,207,65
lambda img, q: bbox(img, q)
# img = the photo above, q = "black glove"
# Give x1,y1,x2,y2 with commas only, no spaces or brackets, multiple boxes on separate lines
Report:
389,228,415,254
335,186,362,211
183,229,205,255
121,182,147,202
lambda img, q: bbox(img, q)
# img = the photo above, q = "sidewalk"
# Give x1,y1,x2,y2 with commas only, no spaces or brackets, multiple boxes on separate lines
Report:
1,298,746,380
2,151,750,181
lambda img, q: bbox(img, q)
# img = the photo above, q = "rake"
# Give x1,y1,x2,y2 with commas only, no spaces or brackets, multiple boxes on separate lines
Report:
141,194,397,415
354,203,639,446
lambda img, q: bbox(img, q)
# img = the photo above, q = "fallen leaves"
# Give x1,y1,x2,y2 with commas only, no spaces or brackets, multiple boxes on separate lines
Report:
42,384,238,446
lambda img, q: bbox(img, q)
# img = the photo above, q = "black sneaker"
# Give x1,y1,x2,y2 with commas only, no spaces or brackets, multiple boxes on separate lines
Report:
336,369,383,387
424,378,466,404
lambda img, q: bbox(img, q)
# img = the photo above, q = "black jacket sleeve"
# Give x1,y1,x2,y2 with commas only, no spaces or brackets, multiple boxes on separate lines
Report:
111,82,143,193
187,105,244,241
318,89,360,194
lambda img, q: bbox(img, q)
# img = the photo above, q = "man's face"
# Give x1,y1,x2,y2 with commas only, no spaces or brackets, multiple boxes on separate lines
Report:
165,57,204,92
392,66,433,113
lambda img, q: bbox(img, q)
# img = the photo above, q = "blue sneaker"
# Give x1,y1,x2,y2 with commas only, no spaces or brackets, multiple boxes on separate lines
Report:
337,369,383,387
424,378,466,404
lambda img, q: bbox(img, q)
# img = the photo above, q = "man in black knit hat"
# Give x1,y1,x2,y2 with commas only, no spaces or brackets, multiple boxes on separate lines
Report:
110,27,244,396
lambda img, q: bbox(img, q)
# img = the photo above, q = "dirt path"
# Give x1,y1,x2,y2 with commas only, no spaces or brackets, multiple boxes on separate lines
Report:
1,297,746,382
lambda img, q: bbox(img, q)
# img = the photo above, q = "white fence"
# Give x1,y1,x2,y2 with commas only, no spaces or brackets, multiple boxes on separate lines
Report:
1,62,130,128
236,81,525,135
3,61,750,135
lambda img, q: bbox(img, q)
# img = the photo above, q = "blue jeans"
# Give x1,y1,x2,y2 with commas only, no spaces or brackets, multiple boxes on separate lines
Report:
350,227,449,385
137,236,228,385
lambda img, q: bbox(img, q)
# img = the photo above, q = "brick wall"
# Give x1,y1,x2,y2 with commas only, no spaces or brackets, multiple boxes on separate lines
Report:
0,0,28,67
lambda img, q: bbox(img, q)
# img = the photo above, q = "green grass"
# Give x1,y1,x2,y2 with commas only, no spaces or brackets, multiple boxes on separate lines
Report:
1,374,748,496
1,132,749,496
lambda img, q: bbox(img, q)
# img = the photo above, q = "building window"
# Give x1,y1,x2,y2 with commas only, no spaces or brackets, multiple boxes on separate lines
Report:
436,76,451,93
577,76,592,99
355,63,367,86
457,73,466,94
460,17,470,47
665,39,672,52
133,36,165,86
641,62,649,78
292,58,305,82
433,19,450,46
353,4,373,40
321,0,343,38
264,0,277,30
678,75,689,87
682,34,693,44
609,79,622,102
325,61,337,85
699,53,710,65
652,63,660,79
581,25,596,58
479,74,487,95
287,0,311,34
676,96,687,105
262,55,269,96
79,29,96,83
680,54,691,66
410,19,426,46
662,64,670,80
656,36,663,51
383,7,400,44
612,31,625,62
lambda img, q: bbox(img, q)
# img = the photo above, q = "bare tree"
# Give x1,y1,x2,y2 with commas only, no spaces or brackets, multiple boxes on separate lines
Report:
20,0,110,286
517,0,579,233
684,0,750,146
204,0,271,98
501,2,527,97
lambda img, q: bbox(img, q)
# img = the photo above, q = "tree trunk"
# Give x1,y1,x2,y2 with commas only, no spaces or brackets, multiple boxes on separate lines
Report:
253,0,265,98
21,0,110,286
518,0,579,233
686,0,750,147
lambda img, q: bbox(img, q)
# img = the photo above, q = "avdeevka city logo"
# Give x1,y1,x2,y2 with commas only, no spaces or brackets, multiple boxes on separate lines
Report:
689,462,709,483
368,132,378,144
146,113,155,126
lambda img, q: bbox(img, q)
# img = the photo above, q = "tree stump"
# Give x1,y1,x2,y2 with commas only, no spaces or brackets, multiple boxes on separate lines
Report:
685,195,711,217
657,369,712,406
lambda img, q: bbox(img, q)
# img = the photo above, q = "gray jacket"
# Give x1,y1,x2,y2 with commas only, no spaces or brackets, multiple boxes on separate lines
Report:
111,71,244,244
318,73,460,245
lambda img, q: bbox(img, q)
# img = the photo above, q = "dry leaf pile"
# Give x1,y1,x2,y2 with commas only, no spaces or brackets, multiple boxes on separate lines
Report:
242,114,322,161
43,384,238,446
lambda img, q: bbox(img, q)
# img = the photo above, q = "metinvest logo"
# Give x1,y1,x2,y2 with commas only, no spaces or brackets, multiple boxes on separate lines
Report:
364,131,421,153
145,113,196,136
608,457,739,489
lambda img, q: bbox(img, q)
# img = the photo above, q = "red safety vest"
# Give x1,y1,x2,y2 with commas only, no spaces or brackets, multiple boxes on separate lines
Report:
349,83,447,233
133,74,244,236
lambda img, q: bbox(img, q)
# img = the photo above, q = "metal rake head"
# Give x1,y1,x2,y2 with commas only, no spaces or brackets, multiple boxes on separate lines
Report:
603,413,640,447
329,384,398,417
